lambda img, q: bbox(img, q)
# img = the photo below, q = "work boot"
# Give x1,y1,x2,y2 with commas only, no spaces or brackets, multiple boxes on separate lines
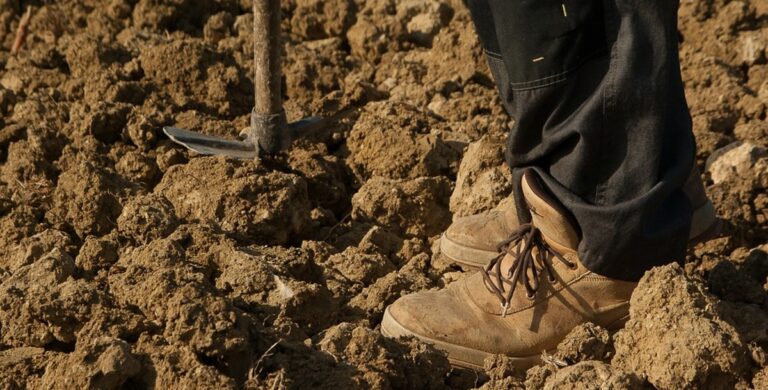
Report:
381,170,637,370
440,167,719,269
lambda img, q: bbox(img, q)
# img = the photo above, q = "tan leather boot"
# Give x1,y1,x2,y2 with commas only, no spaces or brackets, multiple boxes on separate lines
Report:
382,171,638,370
440,167,719,269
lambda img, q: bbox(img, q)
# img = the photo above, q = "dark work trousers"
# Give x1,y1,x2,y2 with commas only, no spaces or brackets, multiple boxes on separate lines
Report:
465,0,696,281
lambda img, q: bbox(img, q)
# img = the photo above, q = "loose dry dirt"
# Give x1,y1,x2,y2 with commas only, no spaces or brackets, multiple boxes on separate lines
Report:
0,0,766,389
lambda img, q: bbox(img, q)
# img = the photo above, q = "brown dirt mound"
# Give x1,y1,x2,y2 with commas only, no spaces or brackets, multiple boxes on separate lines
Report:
155,156,310,245
612,263,754,389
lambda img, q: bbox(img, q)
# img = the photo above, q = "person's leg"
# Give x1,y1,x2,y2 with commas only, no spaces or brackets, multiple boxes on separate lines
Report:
440,0,717,272
381,0,705,370
464,0,696,280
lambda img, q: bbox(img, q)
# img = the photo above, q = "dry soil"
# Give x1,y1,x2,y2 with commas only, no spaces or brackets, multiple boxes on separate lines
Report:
0,0,766,389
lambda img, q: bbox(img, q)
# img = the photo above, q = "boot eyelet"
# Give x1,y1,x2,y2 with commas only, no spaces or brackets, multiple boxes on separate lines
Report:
548,276,557,284
568,263,578,270
526,292,536,300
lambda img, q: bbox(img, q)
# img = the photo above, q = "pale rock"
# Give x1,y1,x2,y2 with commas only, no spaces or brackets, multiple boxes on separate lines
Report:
739,30,767,66
706,141,767,187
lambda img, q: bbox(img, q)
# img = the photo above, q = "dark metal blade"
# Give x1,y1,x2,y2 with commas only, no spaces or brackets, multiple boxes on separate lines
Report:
288,116,326,134
163,126,258,160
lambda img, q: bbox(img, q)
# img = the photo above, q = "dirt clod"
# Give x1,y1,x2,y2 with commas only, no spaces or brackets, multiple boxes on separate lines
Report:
478,355,524,389
116,149,161,185
551,323,613,365
156,157,310,245
450,136,513,218
0,247,97,348
75,234,119,277
346,101,461,181
612,264,753,389
347,253,435,322
315,323,451,389
541,361,647,390
708,259,767,305
47,159,130,238
707,141,768,186
117,193,179,245
107,233,253,375
134,334,237,389
351,176,453,238
38,337,141,390
0,347,50,389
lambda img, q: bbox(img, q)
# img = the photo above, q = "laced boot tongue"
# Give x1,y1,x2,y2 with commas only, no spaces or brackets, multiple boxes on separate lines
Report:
520,171,580,253
484,223,576,316
481,171,581,316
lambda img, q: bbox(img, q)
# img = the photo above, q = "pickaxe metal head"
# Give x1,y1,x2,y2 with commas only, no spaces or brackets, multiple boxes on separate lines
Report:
163,0,321,159
163,113,324,160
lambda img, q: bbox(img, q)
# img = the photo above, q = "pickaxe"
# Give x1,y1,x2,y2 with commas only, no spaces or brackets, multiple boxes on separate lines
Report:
163,0,321,158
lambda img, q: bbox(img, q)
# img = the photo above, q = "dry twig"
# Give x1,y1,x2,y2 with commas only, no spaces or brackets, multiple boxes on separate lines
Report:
269,371,284,390
11,6,33,56
540,351,569,368
248,338,283,380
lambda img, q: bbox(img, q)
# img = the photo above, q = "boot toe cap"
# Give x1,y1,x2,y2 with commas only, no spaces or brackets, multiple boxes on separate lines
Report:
381,290,491,369
381,285,505,366
383,290,455,340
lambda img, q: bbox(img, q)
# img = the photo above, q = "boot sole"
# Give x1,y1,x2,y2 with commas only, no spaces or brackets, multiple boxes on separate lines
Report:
441,200,720,271
381,307,632,371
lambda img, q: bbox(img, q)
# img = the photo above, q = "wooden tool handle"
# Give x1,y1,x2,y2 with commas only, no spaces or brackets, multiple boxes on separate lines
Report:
253,0,282,116
251,0,287,154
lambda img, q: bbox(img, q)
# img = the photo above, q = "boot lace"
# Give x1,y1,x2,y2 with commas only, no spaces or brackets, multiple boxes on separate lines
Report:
481,223,576,317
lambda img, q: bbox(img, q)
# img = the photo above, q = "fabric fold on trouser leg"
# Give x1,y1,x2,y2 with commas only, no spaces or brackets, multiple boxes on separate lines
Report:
466,0,695,281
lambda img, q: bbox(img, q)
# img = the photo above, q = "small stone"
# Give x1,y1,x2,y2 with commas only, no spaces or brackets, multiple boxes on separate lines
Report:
408,13,442,46
738,30,767,66
706,142,767,186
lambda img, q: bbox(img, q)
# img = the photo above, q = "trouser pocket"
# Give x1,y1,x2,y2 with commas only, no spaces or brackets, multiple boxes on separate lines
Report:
485,52,513,108
481,0,609,90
